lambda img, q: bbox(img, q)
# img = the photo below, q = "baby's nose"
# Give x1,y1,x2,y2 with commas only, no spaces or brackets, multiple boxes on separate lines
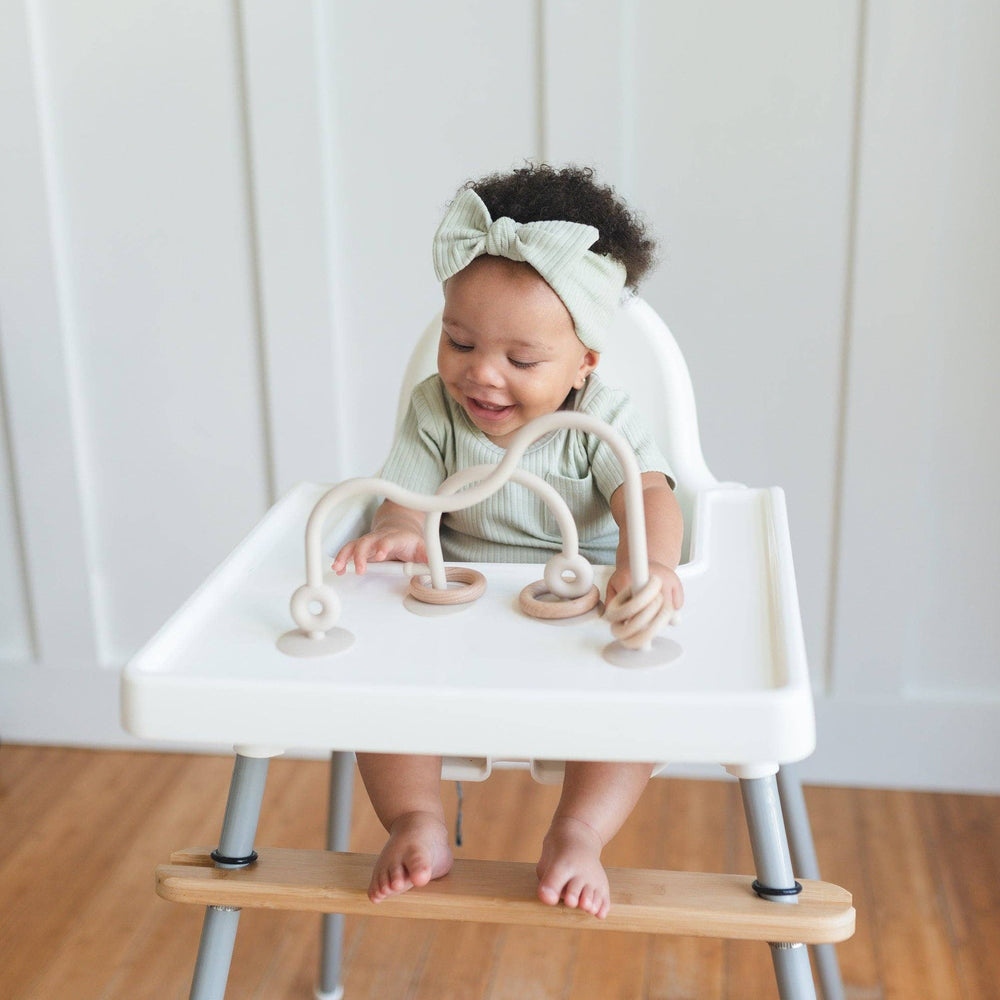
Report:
466,356,503,386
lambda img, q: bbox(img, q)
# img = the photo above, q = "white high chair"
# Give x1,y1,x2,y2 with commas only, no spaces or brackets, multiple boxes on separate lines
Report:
122,297,853,1000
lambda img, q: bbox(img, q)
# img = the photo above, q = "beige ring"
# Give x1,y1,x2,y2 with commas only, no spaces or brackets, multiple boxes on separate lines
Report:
519,580,601,620
408,566,487,606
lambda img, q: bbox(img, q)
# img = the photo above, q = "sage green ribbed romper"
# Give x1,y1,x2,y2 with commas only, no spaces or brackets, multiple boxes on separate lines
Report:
381,373,674,566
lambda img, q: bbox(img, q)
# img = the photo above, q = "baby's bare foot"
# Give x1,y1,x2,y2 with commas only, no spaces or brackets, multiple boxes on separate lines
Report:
536,816,611,918
369,811,453,903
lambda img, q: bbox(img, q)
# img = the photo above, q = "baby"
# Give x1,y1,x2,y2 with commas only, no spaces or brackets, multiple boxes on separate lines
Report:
333,164,684,919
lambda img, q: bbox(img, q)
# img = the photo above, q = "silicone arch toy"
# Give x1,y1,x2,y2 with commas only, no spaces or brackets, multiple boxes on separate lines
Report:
281,410,676,658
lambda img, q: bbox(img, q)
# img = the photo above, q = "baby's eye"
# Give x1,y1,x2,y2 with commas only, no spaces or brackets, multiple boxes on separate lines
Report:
446,335,473,352
509,358,540,370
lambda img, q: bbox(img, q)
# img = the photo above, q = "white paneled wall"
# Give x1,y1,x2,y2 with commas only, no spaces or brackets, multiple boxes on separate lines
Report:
1,0,998,790
29,2,271,664
836,1,1000,701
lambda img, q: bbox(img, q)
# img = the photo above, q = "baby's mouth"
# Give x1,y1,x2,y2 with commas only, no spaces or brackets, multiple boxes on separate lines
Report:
466,396,515,421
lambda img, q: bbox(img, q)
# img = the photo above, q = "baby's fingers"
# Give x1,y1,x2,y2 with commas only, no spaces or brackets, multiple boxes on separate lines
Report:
333,534,381,575
332,541,357,575
352,536,381,575
370,532,422,566
663,575,684,626
667,575,684,612
354,532,405,573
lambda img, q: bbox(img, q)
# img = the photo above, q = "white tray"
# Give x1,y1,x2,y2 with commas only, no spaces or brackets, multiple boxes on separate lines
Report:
122,483,814,766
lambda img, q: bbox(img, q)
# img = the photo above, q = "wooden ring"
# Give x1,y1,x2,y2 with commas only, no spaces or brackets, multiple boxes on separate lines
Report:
519,580,601,620
408,566,486,606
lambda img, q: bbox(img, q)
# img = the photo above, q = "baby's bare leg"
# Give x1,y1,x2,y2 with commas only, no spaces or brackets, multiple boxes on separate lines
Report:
536,761,654,918
356,752,453,902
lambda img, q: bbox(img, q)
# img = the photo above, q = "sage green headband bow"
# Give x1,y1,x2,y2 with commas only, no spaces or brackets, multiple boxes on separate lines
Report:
432,188,627,351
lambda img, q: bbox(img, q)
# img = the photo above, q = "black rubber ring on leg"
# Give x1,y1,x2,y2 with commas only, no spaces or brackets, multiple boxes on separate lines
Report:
752,878,803,898
211,849,259,867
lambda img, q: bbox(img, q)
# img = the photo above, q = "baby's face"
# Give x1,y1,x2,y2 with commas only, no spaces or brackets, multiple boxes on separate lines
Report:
438,257,598,448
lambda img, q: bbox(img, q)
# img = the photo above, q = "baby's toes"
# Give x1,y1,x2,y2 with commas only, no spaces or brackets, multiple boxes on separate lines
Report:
376,870,395,900
539,855,580,903
388,862,411,893
581,883,610,918
368,871,385,902
369,863,400,901
403,848,433,888
561,875,588,909
536,864,567,906
537,878,560,906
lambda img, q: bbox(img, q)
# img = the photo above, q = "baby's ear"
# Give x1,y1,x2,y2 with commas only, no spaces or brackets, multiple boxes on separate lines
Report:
574,350,599,391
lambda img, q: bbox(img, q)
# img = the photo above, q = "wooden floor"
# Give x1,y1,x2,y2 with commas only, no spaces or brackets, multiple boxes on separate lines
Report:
1,746,998,1000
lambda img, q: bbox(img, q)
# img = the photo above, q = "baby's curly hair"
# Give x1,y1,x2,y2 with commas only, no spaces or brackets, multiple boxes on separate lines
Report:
460,163,657,290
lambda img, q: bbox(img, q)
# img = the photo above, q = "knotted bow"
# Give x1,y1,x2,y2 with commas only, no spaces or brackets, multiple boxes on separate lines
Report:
432,188,626,351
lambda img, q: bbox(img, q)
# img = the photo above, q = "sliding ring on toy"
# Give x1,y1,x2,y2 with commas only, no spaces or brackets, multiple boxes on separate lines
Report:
543,553,594,599
408,566,486,606
520,553,598,620
519,579,601,620
290,583,341,633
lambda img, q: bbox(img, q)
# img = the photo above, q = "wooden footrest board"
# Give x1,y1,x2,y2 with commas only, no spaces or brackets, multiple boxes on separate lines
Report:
158,848,854,944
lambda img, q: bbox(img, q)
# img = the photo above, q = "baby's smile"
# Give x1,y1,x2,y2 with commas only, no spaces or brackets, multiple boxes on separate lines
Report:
465,396,515,422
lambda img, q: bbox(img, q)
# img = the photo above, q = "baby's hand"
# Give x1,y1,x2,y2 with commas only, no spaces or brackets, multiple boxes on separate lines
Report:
332,527,428,575
605,561,683,618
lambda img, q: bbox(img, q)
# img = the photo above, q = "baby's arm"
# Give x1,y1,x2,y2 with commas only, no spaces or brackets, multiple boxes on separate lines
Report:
606,472,684,611
332,499,427,575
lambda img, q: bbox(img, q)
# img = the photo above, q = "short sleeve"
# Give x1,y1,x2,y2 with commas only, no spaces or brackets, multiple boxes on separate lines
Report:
379,380,450,496
581,379,676,501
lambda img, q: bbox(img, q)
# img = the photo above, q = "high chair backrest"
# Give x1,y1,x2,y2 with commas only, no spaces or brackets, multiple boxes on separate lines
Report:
394,296,719,561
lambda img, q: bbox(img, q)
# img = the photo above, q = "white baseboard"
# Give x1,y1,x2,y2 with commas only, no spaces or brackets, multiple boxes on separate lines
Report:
803,694,1000,793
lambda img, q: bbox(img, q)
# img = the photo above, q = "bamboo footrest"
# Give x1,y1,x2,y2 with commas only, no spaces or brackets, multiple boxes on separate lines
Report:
157,847,854,944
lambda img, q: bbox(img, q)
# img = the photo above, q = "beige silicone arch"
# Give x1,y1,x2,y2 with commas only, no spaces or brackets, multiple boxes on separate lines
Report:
289,411,657,644
421,464,591,597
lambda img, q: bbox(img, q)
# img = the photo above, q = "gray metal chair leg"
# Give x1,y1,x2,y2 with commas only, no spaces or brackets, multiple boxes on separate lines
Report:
189,751,274,1000
777,765,847,1000
738,772,817,1000
190,906,241,1000
317,751,355,1000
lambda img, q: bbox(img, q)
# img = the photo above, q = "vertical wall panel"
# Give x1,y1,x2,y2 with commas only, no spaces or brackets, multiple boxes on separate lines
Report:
33,0,270,662
637,2,859,693
834,1,1000,699
544,1,860,690
908,3,1000,697
239,0,347,494
319,1,541,477
542,0,634,177
0,0,101,668
0,5,33,659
